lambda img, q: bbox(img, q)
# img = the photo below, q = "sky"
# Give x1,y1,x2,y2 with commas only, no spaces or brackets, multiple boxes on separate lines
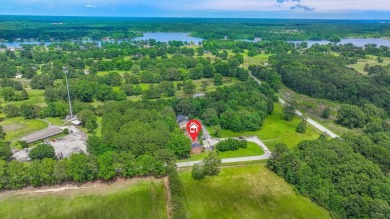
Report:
0,0,389,19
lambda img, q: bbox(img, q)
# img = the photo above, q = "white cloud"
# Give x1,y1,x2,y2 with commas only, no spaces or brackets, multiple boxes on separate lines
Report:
173,0,390,12
84,4,96,8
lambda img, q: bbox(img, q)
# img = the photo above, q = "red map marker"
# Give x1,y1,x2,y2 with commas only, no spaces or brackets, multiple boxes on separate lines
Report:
186,120,202,142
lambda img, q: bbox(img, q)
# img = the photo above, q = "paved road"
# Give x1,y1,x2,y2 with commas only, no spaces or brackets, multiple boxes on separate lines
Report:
249,73,339,139
176,136,271,167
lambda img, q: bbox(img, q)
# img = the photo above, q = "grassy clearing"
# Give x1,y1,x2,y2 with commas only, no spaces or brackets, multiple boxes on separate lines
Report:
279,85,359,136
0,89,46,108
243,53,272,67
96,117,102,137
0,117,48,142
181,164,330,219
179,142,264,162
0,179,167,219
46,117,67,126
210,103,319,150
347,55,390,75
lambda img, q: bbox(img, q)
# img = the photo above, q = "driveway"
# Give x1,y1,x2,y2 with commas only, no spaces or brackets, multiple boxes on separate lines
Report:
177,135,271,167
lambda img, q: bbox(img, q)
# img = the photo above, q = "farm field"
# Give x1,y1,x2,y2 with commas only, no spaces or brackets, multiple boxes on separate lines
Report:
209,103,320,150
0,179,168,219
180,164,331,219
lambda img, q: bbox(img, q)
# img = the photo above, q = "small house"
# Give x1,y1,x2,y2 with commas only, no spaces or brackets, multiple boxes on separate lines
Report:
191,142,202,154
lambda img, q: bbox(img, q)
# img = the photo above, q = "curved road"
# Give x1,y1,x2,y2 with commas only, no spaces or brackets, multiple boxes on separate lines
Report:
177,75,339,167
249,73,339,139
176,136,271,167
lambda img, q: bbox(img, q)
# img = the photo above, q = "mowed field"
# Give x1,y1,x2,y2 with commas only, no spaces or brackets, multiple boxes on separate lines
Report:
181,164,330,219
0,179,167,219
213,103,320,150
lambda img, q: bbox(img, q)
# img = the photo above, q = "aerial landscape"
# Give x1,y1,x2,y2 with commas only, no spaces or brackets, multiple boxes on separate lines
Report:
0,0,389,219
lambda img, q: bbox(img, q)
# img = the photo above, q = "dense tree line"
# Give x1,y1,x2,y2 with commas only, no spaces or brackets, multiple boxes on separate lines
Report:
167,164,186,219
267,138,390,218
0,150,171,190
174,80,277,132
96,100,189,158
271,54,390,115
2,17,390,42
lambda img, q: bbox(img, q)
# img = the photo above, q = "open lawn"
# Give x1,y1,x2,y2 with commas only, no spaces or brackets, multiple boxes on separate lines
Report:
46,117,68,126
181,164,330,219
0,179,168,219
243,53,273,67
347,55,390,75
0,117,48,142
210,103,319,150
179,142,264,162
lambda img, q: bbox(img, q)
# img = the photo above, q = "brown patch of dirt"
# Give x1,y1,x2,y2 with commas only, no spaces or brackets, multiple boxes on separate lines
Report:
2,124,23,132
0,177,161,199
163,177,172,219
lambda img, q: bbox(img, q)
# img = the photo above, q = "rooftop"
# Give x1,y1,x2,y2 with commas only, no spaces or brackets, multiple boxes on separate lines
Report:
21,126,63,143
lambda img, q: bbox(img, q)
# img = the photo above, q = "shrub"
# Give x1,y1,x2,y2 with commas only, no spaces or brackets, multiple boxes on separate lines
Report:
29,144,56,160
216,139,247,152
18,140,29,149
321,107,331,119
296,120,307,133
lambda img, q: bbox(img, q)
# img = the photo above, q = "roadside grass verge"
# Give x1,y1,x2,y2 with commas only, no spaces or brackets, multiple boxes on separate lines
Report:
180,164,330,219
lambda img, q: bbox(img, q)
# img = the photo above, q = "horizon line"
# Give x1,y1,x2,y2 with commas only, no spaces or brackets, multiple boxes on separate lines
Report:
0,14,389,21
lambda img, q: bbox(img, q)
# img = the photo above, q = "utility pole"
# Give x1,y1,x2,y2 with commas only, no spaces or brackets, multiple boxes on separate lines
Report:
63,66,73,120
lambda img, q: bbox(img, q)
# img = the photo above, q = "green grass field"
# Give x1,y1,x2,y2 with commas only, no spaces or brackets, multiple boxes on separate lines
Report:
0,179,168,219
181,164,330,219
179,142,264,162
46,117,67,126
209,103,319,150
0,89,46,108
0,117,48,142
346,55,390,75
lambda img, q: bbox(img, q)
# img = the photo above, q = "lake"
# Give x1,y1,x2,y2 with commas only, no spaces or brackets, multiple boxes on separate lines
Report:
2,33,390,48
289,38,390,47
134,32,203,44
